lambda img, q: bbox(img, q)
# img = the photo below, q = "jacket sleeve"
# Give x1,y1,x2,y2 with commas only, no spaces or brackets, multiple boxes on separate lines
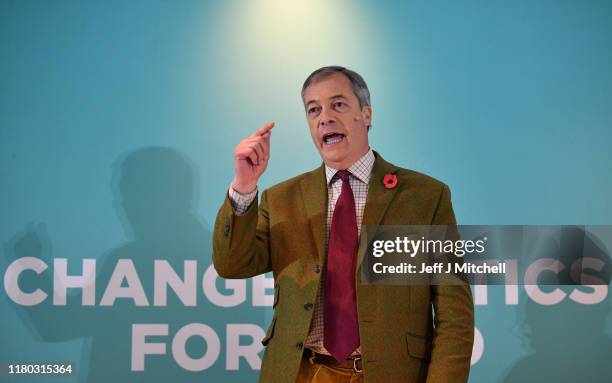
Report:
212,189,272,279
427,184,475,383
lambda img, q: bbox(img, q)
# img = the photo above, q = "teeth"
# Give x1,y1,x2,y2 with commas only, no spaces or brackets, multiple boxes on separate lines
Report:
324,134,343,145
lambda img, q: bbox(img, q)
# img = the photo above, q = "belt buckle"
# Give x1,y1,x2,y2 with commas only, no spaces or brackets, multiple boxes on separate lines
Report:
308,349,316,365
352,356,363,373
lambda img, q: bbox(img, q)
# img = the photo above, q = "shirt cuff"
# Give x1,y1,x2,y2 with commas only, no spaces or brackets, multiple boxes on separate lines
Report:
228,185,258,215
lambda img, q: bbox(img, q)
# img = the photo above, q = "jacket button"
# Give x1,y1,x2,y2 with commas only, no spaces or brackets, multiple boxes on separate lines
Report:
296,341,303,350
314,265,321,273
304,303,313,310
224,223,230,237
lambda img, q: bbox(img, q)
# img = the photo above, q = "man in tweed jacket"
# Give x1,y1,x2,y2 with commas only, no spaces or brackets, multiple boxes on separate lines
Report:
213,66,474,382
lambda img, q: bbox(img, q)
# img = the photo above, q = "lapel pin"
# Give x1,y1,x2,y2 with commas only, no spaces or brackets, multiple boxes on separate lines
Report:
383,174,398,189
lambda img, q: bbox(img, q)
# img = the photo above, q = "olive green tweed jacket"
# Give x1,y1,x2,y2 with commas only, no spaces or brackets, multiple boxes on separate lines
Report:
213,152,474,383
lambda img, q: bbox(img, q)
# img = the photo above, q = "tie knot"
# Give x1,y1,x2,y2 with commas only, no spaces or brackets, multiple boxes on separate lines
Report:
336,170,350,183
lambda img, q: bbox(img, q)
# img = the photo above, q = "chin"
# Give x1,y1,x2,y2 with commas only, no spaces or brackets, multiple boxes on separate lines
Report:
321,149,341,159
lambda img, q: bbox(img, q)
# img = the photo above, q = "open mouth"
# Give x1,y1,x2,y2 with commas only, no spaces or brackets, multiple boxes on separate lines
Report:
323,133,345,145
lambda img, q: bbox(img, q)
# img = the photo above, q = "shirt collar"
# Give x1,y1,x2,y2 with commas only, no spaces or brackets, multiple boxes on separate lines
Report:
325,148,375,186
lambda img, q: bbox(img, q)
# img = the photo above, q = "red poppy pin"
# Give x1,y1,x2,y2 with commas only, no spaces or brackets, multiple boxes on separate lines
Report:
383,174,398,189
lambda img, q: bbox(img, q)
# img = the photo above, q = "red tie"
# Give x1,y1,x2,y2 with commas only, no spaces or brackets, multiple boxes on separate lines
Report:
324,170,360,362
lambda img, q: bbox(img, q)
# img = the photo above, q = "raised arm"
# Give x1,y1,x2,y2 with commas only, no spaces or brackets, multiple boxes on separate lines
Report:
212,122,274,279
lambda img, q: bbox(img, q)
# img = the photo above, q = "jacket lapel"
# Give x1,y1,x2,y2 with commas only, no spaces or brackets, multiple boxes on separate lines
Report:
357,151,400,274
300,164,327,264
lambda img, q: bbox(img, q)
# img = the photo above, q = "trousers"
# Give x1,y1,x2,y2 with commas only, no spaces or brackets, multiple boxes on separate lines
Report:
294,358,364,383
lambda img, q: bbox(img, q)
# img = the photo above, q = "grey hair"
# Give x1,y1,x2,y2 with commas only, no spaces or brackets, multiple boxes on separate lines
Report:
301,66,371,109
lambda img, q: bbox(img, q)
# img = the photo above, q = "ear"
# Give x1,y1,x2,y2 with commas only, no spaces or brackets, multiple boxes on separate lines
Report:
362,106,372,130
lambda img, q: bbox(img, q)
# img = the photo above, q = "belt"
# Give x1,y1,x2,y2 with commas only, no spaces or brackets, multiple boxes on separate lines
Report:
303,349,363,373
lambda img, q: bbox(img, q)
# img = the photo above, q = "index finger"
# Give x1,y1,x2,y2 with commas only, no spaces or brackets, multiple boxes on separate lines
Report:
262,131,271,148
253,122,275,137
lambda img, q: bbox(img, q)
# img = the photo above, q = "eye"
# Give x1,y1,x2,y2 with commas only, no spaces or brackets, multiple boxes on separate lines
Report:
333,101,348,110
307,106,321,115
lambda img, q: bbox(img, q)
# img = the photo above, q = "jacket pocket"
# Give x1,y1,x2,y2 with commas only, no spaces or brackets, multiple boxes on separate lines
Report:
261,315,277,346
405,332,432,361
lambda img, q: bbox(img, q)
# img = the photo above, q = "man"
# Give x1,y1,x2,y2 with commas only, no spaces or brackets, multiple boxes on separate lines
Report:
213,66,474,383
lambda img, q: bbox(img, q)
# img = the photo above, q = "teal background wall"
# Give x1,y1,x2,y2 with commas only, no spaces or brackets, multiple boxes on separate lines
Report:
1,0,611,381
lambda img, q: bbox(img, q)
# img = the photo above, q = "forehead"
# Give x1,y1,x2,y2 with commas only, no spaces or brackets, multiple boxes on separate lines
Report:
303,73,356,103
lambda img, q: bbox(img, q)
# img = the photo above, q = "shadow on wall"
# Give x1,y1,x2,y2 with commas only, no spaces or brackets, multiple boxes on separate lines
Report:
3,147,263,382
500,227,612,383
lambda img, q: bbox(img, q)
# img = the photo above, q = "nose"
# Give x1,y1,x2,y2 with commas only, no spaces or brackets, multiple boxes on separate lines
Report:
318,107,336,128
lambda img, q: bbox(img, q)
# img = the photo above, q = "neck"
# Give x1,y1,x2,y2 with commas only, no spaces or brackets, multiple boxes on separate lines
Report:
324,146,371,170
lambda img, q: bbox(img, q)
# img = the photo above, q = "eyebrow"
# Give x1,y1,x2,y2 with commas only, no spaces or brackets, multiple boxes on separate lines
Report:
305,94,348,107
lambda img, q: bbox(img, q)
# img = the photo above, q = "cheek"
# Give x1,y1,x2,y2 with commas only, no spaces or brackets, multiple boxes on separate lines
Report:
308,127,320,144
350,129,368,146
347,124,367,141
